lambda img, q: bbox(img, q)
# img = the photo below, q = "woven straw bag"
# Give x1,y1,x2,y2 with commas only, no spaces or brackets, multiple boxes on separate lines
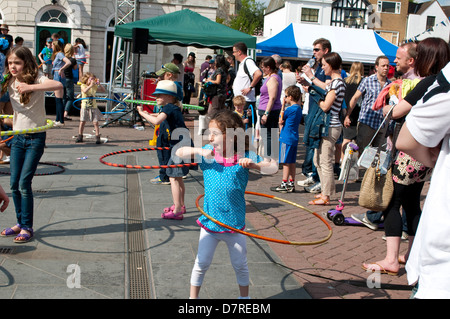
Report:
358,165,394,212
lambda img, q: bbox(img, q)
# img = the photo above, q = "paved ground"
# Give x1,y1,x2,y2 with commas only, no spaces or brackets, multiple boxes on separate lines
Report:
0,107,425,300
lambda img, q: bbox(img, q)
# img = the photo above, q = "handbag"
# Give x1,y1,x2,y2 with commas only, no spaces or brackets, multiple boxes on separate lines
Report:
358,158,394,211
203,82,217,97
357,104,395,175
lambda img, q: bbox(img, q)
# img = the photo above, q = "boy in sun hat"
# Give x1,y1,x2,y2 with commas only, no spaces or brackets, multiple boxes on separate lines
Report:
137,80,191,219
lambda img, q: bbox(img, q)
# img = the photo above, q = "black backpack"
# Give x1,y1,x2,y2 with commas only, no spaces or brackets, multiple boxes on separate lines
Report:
243,58,262,96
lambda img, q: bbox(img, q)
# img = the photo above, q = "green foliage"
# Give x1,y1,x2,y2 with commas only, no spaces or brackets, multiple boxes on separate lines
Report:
228,0,266,36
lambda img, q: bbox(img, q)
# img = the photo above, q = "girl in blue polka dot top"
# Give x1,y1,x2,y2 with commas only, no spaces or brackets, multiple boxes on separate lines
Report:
176,109,278,299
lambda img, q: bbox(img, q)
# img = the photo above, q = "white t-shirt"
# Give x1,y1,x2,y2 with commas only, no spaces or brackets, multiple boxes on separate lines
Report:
8,75,48,131
405,62,450,299
233,56,259,102
75,44,86,59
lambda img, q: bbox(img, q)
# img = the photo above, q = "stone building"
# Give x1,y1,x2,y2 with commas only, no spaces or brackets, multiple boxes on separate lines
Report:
0,0,227,82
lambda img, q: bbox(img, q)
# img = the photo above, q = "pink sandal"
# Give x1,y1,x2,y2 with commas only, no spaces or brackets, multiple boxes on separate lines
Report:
161,206,186,220
163,205,185,213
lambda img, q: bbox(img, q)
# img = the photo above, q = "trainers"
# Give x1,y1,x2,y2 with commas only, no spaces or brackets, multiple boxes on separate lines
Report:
297,175,315,187
351,212,379,230
382,231,409,241
304,182,321,194
270,183,289,193
287,182,295,193
150,176,170,185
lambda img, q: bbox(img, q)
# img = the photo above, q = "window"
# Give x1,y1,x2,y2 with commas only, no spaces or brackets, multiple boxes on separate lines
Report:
40,9,68,23
301,8,319,23
377,1,401,14
426,16,436,30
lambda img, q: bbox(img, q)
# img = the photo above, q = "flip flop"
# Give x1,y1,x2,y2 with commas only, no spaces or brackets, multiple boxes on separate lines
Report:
362,263,398,276
308,197,330,206
1,224,21,237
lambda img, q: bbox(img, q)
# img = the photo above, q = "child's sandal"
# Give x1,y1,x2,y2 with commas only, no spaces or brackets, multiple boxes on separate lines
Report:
161,211,184,220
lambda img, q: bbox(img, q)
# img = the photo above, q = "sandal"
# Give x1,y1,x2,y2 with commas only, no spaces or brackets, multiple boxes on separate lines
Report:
13,229,33,244
161,206,186,220
308,197,330,205
1,224,21,237
163,205,185,213
362,262,398,276
163,204,175,213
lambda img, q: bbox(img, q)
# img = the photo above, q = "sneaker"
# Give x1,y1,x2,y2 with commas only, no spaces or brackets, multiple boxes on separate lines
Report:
270,183,289,193
382,231,409,241
297,175,315,187
150,176,170,185
351,212,379,230
287,183,295,193
304,182,321,194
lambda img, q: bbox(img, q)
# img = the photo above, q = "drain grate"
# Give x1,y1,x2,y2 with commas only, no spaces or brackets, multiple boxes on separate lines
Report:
0,247,14,254
126,155,152,299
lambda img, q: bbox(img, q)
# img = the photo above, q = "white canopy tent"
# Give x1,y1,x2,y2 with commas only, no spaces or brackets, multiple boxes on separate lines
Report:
257,23,399,64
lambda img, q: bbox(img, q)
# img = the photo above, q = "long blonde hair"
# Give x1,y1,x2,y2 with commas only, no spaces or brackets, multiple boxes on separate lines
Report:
64,43,75,58
345,62,364,85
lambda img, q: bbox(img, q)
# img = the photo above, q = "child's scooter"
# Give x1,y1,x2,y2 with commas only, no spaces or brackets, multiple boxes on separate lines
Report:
327,142,362,226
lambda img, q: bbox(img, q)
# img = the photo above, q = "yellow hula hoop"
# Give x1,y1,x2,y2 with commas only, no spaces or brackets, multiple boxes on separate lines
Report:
0,115,54,136
195,191,333,246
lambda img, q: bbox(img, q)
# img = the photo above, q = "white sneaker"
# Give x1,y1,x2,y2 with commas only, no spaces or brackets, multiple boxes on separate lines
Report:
304,182,321,194
297,175,315,187
3,156,10,163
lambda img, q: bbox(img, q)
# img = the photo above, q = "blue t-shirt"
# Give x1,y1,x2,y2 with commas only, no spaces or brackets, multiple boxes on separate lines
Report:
52,52,65,70
40,47,53,64
279,104,303,145
197,144,261,233
159,103,187,147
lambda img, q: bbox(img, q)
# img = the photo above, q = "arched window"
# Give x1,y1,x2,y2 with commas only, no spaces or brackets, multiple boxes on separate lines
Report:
40,9,68,23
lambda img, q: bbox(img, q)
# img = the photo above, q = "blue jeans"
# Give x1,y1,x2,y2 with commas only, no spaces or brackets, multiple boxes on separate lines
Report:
64,78,75,113
53,70,66,123
10,132,46,230
301,115,319,182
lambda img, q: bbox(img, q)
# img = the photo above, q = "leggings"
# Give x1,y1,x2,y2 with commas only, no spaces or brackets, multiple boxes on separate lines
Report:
383,181,424,237
190,228,249,287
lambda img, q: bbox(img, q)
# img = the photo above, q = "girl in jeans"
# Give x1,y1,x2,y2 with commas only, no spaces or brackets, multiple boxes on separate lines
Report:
0,46,63,243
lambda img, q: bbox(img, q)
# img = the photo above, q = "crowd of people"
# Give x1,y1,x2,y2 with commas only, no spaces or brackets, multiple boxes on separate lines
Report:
134,38,450,298
0,24,449,298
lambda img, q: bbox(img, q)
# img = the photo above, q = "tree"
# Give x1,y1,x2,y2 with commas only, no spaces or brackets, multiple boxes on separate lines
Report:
228,0,266,36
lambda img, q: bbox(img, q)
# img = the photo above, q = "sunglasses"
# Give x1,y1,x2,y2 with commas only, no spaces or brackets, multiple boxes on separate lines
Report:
313,48,321,52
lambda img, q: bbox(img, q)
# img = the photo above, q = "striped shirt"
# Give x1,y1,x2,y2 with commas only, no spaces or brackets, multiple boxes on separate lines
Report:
326,78,346,127
357,74,391,129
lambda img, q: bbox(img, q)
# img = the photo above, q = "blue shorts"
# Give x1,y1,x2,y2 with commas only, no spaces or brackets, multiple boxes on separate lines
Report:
279,142,297,164
77,58,86,65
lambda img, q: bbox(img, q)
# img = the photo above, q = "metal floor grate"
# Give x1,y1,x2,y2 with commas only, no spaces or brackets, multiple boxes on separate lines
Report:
0,247,14,254
126,155,152,299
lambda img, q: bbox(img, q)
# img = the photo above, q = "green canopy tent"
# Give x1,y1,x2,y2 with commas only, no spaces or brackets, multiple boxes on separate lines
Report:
114,9,256,49
106,9,256,127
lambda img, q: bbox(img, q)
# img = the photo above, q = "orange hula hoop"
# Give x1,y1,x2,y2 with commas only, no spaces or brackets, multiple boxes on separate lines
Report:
99,147,198,169
195,191,333,246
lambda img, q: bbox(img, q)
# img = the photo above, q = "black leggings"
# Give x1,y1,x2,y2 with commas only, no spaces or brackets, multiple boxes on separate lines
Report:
383,181,424,237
